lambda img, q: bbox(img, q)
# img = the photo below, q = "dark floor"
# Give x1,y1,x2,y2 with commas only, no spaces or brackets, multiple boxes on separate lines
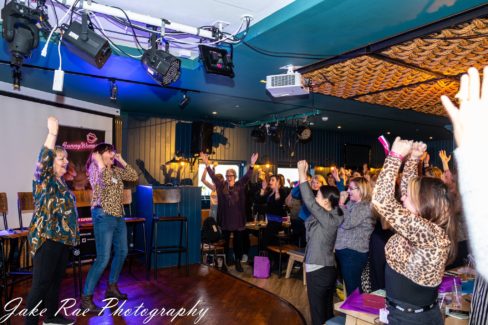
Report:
3,262,307,325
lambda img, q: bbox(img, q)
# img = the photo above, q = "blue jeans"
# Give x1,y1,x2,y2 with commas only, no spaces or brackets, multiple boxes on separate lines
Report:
335,248,368,296
83,208,128,296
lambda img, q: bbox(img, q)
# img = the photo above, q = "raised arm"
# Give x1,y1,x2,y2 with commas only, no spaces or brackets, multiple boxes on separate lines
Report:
200,167,216,191
35,117,58,182
114,153,138,182
372,138,440,245
237,152,258,186
442,66,488,279
439,150,451,173
400,142,425,197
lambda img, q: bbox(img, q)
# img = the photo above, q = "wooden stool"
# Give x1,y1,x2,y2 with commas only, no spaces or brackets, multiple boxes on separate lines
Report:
285,249,306,285
267,243,299,277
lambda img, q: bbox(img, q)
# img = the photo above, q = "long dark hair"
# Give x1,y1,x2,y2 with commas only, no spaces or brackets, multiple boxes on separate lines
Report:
85,143,115,171
319,185,343,216
415,177,458,264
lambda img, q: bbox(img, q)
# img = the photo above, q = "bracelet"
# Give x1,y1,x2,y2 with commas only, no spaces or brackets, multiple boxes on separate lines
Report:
49,132,58,136
388,151,404,160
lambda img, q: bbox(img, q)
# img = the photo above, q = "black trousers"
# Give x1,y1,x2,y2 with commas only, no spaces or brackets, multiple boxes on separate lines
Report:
306,266,337,325
222,230,246,261
25,239,70,325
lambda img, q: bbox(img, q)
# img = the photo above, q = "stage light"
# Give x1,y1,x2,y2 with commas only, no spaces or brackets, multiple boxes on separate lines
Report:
297,125,312,143
142,47,181,86
63,20,112,68
199,45,234,78
109,79,118,102
179,91,190,109
1,1,41,88
251,126,266,143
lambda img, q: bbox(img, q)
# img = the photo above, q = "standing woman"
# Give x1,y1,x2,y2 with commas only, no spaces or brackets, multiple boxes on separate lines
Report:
372,138,456,324
81,143,138,312
201,167,224,221
297,160,343,325
26,117,79,325
334,176,375,296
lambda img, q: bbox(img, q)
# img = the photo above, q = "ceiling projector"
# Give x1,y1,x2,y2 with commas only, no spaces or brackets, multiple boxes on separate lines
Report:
266,66,309,97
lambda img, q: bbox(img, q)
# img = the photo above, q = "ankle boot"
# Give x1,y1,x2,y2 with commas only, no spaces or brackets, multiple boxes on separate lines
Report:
81,295,102,313
105,283,128,300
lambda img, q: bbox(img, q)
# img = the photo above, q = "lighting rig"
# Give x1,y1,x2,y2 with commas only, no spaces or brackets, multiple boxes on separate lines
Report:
1,0,252,91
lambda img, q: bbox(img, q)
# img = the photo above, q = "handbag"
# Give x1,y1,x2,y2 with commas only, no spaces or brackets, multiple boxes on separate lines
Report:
253,252,270,278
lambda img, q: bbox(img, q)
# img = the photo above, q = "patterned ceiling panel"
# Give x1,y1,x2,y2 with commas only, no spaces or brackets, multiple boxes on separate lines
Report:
356,79,460,116
306,55,436,99
382,18,488,76
304,16,488,117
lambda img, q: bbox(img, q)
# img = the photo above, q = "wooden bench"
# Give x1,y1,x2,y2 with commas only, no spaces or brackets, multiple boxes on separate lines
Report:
285,249,306,285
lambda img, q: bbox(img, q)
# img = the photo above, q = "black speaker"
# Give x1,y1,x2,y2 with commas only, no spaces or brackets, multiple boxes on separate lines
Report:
191,122,213,155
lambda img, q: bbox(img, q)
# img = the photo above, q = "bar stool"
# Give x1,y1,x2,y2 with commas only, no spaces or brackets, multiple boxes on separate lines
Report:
123,189,147,274
148,188,189,280
0,193,8,229
17,192,34,230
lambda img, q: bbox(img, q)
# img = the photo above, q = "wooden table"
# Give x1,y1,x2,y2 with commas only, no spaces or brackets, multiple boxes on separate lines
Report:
334,301,378,325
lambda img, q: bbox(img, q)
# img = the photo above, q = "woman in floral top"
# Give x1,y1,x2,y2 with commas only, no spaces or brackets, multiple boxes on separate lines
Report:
81,143,138,312
26,117,79,325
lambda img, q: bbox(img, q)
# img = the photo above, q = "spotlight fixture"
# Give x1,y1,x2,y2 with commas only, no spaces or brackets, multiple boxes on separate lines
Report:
142,36,181,86
297,125,312,143
179,91,190,109
199,45,234,78
1,1,41,88
63,18,112,68
251,126,266,143
109,79,118,102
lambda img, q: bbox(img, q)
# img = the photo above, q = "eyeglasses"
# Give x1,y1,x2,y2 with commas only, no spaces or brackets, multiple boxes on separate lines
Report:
348,187,359,191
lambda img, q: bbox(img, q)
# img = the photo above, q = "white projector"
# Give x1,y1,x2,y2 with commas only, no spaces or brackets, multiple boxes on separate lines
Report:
266,71,309,97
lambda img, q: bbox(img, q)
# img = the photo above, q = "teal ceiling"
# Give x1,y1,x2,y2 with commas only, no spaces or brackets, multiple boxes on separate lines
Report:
1,0,487,140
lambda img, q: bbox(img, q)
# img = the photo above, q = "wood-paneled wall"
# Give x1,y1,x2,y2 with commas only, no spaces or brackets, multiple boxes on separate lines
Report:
126,116,391,185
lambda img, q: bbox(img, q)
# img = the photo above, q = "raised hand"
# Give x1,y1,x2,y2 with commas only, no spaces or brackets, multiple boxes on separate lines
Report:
114,153,127,167
441,66,488,146
200,152,210,166
411,141,427,160
297,160,309,173
250,153,259,166
439,150,450,162
261,177,268,190
339,191,349,206
47,116,59,136
390,137,413,158
331,167,340,181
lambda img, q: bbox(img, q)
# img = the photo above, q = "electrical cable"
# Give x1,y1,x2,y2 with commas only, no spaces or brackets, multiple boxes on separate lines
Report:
105,5,145,52
49,0,60,27
41,0,78,56
57,32,63,69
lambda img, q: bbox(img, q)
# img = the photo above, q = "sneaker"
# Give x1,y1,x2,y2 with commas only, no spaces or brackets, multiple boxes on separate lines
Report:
43,316,75,325
241,254,248,263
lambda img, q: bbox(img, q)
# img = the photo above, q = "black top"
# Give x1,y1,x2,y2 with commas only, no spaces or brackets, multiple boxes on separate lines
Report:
257,188,288,217
385,263,439,307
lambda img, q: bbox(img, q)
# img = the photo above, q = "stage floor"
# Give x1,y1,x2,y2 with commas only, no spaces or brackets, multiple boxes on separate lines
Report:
5,263,306,325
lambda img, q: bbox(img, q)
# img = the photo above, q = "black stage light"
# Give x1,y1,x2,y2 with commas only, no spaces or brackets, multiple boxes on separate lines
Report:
109,79,118,102
142,47,181,86
2,1,41,88
179,91,190,109
251,126,266,143
199,45,234,78
297,125,312,143
63,21,112,68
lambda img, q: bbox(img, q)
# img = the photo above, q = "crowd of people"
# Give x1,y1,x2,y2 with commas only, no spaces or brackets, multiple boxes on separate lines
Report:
22,66,488,325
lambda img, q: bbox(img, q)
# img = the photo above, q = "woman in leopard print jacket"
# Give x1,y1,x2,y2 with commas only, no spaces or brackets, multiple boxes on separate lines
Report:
372,138,457,325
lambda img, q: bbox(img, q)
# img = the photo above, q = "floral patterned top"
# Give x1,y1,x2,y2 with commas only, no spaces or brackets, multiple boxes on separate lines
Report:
88,163,138,217
28,147,79,256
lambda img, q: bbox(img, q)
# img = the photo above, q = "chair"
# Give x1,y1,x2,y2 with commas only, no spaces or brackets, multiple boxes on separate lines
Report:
266,232,299,278
285,248,306,285
17,192,34,230
123,189,147,274
0,193,8,229
148,188,189,280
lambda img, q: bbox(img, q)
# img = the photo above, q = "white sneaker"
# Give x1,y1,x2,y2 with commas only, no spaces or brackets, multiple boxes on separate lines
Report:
241,254,248,263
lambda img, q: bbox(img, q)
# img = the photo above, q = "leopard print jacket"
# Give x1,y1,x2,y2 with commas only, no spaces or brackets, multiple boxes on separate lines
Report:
89,163,138,217
372,156,450,287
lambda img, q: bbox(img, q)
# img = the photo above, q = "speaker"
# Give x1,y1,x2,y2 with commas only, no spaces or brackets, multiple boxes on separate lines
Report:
191,122,213,155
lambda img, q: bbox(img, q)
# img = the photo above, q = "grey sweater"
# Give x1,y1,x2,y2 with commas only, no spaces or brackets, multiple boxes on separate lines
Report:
300,182,344,267
334,200,375,253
